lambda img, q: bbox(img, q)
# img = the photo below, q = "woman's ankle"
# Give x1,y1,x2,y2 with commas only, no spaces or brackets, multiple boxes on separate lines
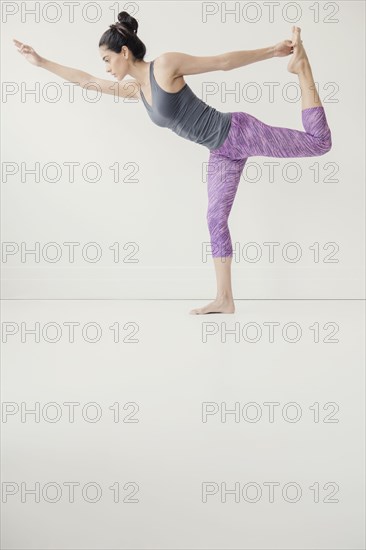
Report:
216,291,234,302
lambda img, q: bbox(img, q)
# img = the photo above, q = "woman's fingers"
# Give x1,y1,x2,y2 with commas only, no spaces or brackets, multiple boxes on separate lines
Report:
13,39,31,53
13,39,25,49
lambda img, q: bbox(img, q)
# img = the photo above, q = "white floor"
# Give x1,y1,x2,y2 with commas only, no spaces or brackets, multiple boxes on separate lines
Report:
1,299,365,550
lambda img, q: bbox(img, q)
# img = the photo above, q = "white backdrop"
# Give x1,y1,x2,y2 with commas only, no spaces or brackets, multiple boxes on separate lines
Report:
1,0,364,298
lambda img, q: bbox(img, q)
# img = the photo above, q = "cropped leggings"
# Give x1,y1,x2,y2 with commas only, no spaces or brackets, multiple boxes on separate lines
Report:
206,106,332,257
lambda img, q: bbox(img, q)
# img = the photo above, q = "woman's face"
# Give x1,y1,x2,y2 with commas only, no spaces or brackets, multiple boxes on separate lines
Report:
99,47,126,80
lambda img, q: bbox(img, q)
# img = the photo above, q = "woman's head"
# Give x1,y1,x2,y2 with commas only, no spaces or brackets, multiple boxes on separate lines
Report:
99,11,147,80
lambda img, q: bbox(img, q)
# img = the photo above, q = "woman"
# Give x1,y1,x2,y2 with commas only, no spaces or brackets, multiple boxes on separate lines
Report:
13,11,332,315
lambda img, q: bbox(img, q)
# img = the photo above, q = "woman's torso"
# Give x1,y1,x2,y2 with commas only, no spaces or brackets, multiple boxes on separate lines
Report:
138,55,232,151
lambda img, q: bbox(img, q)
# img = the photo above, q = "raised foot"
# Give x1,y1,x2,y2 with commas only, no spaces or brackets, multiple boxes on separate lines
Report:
287,25,309,75
189,298,235,315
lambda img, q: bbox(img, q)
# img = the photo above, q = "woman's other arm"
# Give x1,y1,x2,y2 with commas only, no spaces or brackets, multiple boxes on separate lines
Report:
163,39,293,78
223,39,293,70
223,46,275,70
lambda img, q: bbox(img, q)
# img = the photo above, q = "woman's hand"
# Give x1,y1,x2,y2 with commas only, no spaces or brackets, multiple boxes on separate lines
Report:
13,39,44,66
273,40,294,58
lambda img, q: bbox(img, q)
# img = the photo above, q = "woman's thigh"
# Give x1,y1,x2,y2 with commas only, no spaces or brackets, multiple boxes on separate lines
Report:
211,108,331,160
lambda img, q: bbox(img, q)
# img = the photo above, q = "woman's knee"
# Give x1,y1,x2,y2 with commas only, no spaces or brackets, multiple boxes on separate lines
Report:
321,133,332,154
315,129,332,155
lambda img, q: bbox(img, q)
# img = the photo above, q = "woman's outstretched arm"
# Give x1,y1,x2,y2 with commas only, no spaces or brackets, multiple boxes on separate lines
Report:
13,39,92,83
39,58,92,84
12,39,140,98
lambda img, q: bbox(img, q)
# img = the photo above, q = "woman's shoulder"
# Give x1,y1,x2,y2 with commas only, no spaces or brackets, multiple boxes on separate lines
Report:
152,54,187,88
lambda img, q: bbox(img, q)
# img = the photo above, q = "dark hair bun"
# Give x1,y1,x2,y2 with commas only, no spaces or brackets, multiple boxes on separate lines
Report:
117,11,138,34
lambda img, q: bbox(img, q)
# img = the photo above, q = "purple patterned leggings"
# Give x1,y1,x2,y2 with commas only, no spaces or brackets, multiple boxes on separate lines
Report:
207,106,332,257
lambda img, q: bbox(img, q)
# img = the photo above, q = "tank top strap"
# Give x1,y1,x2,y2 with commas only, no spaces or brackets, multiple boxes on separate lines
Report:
150,59,156,87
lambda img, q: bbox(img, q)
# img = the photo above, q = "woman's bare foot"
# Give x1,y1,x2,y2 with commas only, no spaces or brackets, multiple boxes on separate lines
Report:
287,26,309,74
189,296,235,315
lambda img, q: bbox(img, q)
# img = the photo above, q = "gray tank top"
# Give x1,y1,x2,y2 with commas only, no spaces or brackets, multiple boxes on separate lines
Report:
140,59,232,151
